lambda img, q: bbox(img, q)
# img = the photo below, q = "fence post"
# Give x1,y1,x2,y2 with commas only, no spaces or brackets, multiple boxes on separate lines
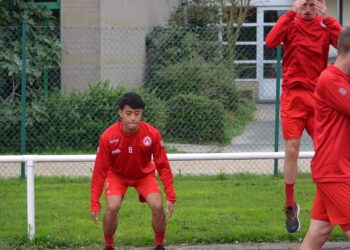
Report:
20,22,28,180
43,25,49,98
274,45,282,176
26,158,35,240
43,69,48,98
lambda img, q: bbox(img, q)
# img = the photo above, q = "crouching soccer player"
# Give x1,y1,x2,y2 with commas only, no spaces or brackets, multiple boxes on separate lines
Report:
300,27,350,250
90,92,176,250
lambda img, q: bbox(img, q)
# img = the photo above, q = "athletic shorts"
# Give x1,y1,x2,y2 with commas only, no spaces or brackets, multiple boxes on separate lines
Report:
311,182,350,232
105,173,161,203
280,86,315,140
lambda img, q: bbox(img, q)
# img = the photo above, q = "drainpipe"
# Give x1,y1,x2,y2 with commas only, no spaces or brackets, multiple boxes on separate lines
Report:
181,0,188,28
337,0,343,25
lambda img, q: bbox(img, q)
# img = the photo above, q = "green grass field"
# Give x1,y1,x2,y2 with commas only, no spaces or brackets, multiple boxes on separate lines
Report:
0,174,346,249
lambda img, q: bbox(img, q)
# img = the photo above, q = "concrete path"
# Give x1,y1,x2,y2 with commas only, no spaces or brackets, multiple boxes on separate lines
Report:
80,241,350,250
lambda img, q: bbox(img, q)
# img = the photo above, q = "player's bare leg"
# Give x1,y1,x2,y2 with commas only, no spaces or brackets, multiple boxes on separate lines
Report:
299,220,333,250
284,139,301,233
284,139,300,184
146,193,166,249
103,196,123,249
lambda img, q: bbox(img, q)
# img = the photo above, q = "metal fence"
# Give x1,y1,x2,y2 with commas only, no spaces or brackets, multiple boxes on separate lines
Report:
0,24,314,177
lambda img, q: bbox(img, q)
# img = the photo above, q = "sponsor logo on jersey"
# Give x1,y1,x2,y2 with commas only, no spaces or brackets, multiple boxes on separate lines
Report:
339,87,347,96
111,148,121,155
143,136,152,146
109,139,119,144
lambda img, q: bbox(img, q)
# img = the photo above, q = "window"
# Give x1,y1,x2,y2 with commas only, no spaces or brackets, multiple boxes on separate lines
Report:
220,7,257,80
264,10,287,23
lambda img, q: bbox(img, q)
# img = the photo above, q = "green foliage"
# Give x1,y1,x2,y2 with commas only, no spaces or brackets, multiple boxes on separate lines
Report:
0,98,21,152
0,82,166,153
165,94,226,143
144,2,255,145
0,1,60,102
0,1,55,26
169,2,220,29
147,55,239,112
145,25,224,80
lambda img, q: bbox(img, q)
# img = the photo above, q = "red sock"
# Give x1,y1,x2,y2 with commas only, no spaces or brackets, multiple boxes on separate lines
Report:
104,232,114,248
154,231,165,246
285,183,295,208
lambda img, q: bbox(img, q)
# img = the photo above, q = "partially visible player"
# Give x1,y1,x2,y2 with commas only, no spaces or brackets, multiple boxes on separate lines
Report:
299,26,350,250
90,92,176,250
265,0,342,233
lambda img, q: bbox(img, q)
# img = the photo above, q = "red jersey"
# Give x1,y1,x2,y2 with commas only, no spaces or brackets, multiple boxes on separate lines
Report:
266,10,341,91
91,121,176,212
311,65,350,183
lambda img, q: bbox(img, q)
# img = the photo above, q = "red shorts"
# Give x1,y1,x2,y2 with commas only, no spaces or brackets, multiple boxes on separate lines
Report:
280,86,315,140
311,182,350,232
105,173,161,202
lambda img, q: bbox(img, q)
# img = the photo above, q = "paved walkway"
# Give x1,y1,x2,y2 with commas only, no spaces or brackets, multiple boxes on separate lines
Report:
81,241,350,250
155,242,349,250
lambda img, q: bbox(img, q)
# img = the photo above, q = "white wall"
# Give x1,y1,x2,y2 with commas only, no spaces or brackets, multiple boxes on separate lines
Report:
60,0,180,95
344,0,350,25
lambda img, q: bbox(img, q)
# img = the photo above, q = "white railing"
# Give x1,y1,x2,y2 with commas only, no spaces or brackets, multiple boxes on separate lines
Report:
0,151,315,240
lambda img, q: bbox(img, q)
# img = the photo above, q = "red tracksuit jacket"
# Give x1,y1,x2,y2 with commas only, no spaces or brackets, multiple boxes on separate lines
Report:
266,10,341,91
312,65,350,183
90,121,176,212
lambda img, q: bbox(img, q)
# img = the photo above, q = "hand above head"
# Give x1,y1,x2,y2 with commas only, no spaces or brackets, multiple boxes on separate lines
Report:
292,0,307,12
314,0,328,19
91,211,100,224
165,200,174,221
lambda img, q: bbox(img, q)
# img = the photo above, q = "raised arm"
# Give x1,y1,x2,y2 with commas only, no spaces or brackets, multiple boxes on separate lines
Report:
315,0,342,48
266,0,307,48
265,11,295,48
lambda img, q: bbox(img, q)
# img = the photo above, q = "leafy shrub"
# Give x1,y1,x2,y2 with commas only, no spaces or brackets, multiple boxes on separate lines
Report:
0,99,21,152
0,1,60,101
146,55,239,111
145,25,224,82
165,94,226,143
0,83,166,153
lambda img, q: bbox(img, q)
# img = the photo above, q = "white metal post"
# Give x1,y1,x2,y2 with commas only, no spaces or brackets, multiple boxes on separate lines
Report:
26,159,35,240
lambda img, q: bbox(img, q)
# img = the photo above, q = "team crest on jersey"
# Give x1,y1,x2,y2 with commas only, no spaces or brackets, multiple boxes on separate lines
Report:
109,139,119,144
143,136,152,146
339,87,347,96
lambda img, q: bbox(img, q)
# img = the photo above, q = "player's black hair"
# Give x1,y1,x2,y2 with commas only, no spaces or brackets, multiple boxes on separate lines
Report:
117,92,145,110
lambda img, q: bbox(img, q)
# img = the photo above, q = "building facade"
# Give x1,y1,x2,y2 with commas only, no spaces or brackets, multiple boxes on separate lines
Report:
57,0,348,100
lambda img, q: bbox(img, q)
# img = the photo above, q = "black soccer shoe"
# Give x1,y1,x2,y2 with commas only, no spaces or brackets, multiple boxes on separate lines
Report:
154,245,166,250
284,202,301,233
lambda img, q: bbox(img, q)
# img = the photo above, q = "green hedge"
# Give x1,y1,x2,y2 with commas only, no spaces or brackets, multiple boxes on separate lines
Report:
147,55,239,111
0,83,166,153
165,94,226,144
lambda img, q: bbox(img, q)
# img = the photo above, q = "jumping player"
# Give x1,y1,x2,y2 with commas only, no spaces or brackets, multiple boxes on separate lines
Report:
90,92,176,250
300,26,350,250
265,0,341,233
